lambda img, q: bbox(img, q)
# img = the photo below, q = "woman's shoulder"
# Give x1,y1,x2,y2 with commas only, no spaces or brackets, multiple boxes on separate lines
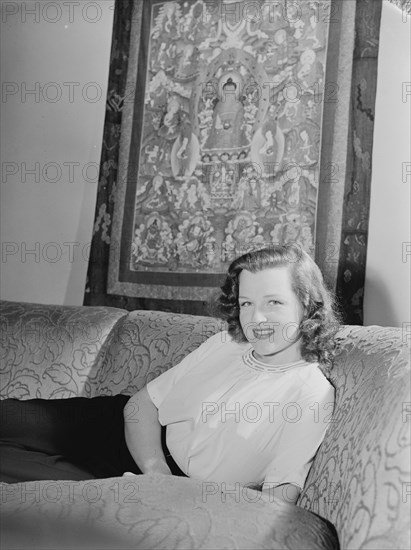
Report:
295,362,335,399
203,330,242,349
199,330,248,357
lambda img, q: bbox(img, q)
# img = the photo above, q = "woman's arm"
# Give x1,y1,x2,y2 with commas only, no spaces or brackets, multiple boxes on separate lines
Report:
123,386,171,475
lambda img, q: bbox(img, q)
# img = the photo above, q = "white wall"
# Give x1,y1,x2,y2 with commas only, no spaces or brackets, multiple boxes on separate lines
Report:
0,0,114,305
363,1,411,327
1,0,409,324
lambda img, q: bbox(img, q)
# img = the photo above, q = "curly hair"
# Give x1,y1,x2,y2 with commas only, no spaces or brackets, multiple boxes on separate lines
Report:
215,245,341,367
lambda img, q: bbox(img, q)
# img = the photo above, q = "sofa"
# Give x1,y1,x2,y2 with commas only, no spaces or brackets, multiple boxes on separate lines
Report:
0,300,409,550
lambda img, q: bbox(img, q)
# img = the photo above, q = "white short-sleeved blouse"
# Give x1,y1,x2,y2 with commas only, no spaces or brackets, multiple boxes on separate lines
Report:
147,331,335,490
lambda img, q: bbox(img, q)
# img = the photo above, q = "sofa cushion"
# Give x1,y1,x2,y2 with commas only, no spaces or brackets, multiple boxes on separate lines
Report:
298,325,411,550
85,310,225,397
0,301,127,399
0,474,339,550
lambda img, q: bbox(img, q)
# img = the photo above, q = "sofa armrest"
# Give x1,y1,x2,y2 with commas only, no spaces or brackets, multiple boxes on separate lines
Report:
0,475,339,550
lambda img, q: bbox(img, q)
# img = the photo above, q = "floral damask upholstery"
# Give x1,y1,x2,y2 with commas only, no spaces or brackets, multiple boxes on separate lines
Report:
1,475,339,550
85,310,226,397
0,301,127,399
299,325,411,550
1,300,410,549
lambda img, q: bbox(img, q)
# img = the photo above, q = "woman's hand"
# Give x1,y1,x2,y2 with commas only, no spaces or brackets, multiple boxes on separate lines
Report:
142,458,172,475
123,459,172,477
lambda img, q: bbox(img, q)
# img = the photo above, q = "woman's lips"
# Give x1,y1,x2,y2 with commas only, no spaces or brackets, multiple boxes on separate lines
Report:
252,327,276,340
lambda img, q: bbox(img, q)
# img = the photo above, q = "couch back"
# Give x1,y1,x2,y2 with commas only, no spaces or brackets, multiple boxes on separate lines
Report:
1,301,410,549
298,324,410,550
0,301,127,399
0,301,222,399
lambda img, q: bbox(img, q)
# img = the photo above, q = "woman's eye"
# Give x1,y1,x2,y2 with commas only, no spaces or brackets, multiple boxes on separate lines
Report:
239,301,251,308
268,300,282,306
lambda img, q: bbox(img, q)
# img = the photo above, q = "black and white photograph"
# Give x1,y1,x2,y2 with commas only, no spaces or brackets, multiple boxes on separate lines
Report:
1,1,410,548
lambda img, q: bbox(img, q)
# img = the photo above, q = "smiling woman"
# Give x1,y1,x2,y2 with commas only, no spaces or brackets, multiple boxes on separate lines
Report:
0,245,340,506
123,245,340,502
217,245,340,368
238,268,304,365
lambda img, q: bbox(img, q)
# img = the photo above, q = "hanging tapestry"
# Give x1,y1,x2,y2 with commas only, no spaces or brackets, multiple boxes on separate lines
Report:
107,0,332,301
85,0,382,323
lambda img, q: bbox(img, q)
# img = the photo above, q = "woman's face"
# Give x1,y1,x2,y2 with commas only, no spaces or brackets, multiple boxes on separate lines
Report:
238,266,304,365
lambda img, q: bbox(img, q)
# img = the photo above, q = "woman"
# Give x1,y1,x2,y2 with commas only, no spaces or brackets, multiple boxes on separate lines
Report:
0,245,340,503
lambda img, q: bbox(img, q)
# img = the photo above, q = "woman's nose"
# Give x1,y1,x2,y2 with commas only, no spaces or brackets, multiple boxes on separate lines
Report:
251,307,267,324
